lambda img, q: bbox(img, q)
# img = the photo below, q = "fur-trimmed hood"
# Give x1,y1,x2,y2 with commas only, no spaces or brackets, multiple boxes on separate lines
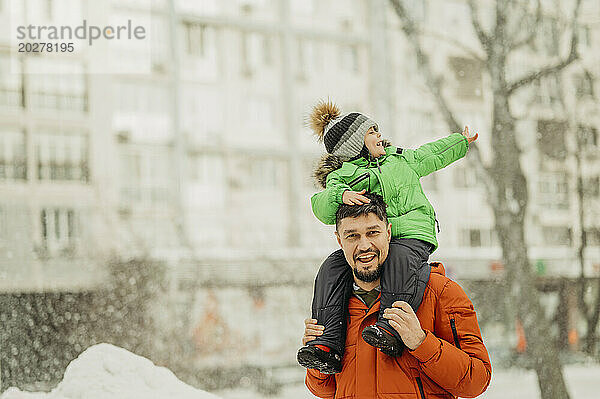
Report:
313,140,392,189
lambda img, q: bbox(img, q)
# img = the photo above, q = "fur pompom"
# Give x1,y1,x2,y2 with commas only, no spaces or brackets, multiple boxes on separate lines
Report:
309,100,341,141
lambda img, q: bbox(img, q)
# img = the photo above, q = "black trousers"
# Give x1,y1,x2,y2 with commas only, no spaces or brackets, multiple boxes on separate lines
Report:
309,238,432,356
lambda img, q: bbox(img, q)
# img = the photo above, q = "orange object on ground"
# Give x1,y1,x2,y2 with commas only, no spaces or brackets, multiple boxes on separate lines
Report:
515,319,527,353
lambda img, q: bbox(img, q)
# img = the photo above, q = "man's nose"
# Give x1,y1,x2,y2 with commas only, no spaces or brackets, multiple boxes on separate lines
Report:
357,236,372,251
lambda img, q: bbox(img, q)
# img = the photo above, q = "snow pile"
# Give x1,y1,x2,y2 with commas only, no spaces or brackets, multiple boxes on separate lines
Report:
1,344,220,399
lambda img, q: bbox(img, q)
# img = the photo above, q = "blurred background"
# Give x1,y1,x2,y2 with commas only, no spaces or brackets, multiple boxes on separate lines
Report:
0,0,599,398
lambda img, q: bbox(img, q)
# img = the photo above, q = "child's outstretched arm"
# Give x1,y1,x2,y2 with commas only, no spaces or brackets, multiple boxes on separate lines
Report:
403,126,478,178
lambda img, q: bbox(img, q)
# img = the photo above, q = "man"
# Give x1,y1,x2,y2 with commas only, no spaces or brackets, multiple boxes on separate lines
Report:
302,194,491,398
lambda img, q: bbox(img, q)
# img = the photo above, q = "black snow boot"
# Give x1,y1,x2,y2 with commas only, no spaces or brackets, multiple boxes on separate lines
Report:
297,345,342,374
297,249,353,373
361,239,432,357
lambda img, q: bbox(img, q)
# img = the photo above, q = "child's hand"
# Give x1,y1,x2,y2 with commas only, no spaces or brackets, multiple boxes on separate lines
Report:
342,189,371,205
462,126,478,144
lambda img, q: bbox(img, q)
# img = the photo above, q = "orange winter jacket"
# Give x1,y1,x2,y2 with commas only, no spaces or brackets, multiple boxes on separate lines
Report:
305,263,492,399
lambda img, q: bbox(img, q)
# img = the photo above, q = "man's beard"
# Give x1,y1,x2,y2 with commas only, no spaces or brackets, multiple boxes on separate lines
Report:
354,262,384,283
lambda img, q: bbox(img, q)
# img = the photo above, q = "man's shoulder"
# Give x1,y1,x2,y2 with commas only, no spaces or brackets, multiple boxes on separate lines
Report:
425,264,473,308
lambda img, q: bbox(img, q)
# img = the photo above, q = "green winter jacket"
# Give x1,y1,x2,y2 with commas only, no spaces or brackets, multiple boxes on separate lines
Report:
311,133,469,251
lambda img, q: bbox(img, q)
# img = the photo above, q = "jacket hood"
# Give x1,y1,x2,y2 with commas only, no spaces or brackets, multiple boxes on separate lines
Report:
313,139,392,189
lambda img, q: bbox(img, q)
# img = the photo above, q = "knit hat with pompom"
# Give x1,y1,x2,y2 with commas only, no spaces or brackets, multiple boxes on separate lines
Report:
309,100,378,158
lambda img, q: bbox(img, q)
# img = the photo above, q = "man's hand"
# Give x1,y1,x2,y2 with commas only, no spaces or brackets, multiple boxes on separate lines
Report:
383,301,426,350
342,189,370,205
462,126,478,144
302,318,325,345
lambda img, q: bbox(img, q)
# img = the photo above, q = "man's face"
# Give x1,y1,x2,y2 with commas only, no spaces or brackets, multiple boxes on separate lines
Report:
335,213,391,283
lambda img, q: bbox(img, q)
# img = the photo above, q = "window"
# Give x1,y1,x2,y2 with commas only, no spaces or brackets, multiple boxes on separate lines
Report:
579,25,591,49
539,17,559,56
584,177,599,198
296,39,322,80
181,88,222,144
533,74,561,106
291,0,315,15
542,226,572,246
229,157,284,190
40,207,79,254
574,71,594,98
454,166,479,188
340,44,360,73
460,228,497,247
183,22,206,57
119,148,171,206
584,228,600,246
420,173,437,192
537,119,567,159
0,54,23,108
404,0,427,21
538,172,569,209
189,154,224,186
241,32,274,76
246,97,274,127
0,129,27,180
115,81,169,114
26,59,87,112
45,0,53,20
238,0,267,13
577,124,598,148
35,130,89,182
449,56,483,99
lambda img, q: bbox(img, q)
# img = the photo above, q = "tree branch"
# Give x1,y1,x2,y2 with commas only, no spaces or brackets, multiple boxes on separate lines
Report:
420,28,486,63
467,0,491,57
506,0,582,95
388,0,490,177
508,0,542,52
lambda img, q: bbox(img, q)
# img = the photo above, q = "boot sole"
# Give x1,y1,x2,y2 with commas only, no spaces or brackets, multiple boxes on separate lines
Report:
362,326,400,356
297,348,341,374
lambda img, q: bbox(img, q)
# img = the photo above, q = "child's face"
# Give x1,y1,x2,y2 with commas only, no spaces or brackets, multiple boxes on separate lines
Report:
364,126,386,158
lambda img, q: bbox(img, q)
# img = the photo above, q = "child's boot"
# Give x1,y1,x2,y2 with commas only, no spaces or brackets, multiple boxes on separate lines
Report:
362,239,433,356
297,344,342,374
297,250,353,374
361,322,405,356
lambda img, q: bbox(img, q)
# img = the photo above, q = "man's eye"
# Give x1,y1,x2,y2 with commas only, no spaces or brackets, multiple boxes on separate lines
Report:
346,234,357,239
367,231,380,236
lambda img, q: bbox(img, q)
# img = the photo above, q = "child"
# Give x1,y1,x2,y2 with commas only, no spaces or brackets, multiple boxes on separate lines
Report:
297,100,478,374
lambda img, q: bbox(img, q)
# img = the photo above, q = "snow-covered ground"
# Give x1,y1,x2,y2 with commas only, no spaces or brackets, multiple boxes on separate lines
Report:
216,364,600,399
2,344,598,399
0,344,220,399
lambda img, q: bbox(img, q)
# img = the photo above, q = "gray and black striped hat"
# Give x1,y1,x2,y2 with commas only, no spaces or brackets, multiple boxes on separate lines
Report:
323,112,378,158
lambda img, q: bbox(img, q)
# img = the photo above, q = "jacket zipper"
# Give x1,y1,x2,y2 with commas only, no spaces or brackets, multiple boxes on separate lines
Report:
450,318,461,349
416,377,426,399
348,172,369,188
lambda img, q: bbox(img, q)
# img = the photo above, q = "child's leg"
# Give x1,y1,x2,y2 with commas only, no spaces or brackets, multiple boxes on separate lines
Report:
365,238,432,355
308,249,354,356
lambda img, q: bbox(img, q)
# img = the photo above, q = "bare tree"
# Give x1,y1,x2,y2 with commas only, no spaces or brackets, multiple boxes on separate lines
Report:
388,0,583,397
571,84,600,355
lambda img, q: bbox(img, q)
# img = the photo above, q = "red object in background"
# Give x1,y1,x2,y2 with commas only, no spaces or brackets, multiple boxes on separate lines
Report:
516,319,527,353
568,328,579,349
490,261,504,272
